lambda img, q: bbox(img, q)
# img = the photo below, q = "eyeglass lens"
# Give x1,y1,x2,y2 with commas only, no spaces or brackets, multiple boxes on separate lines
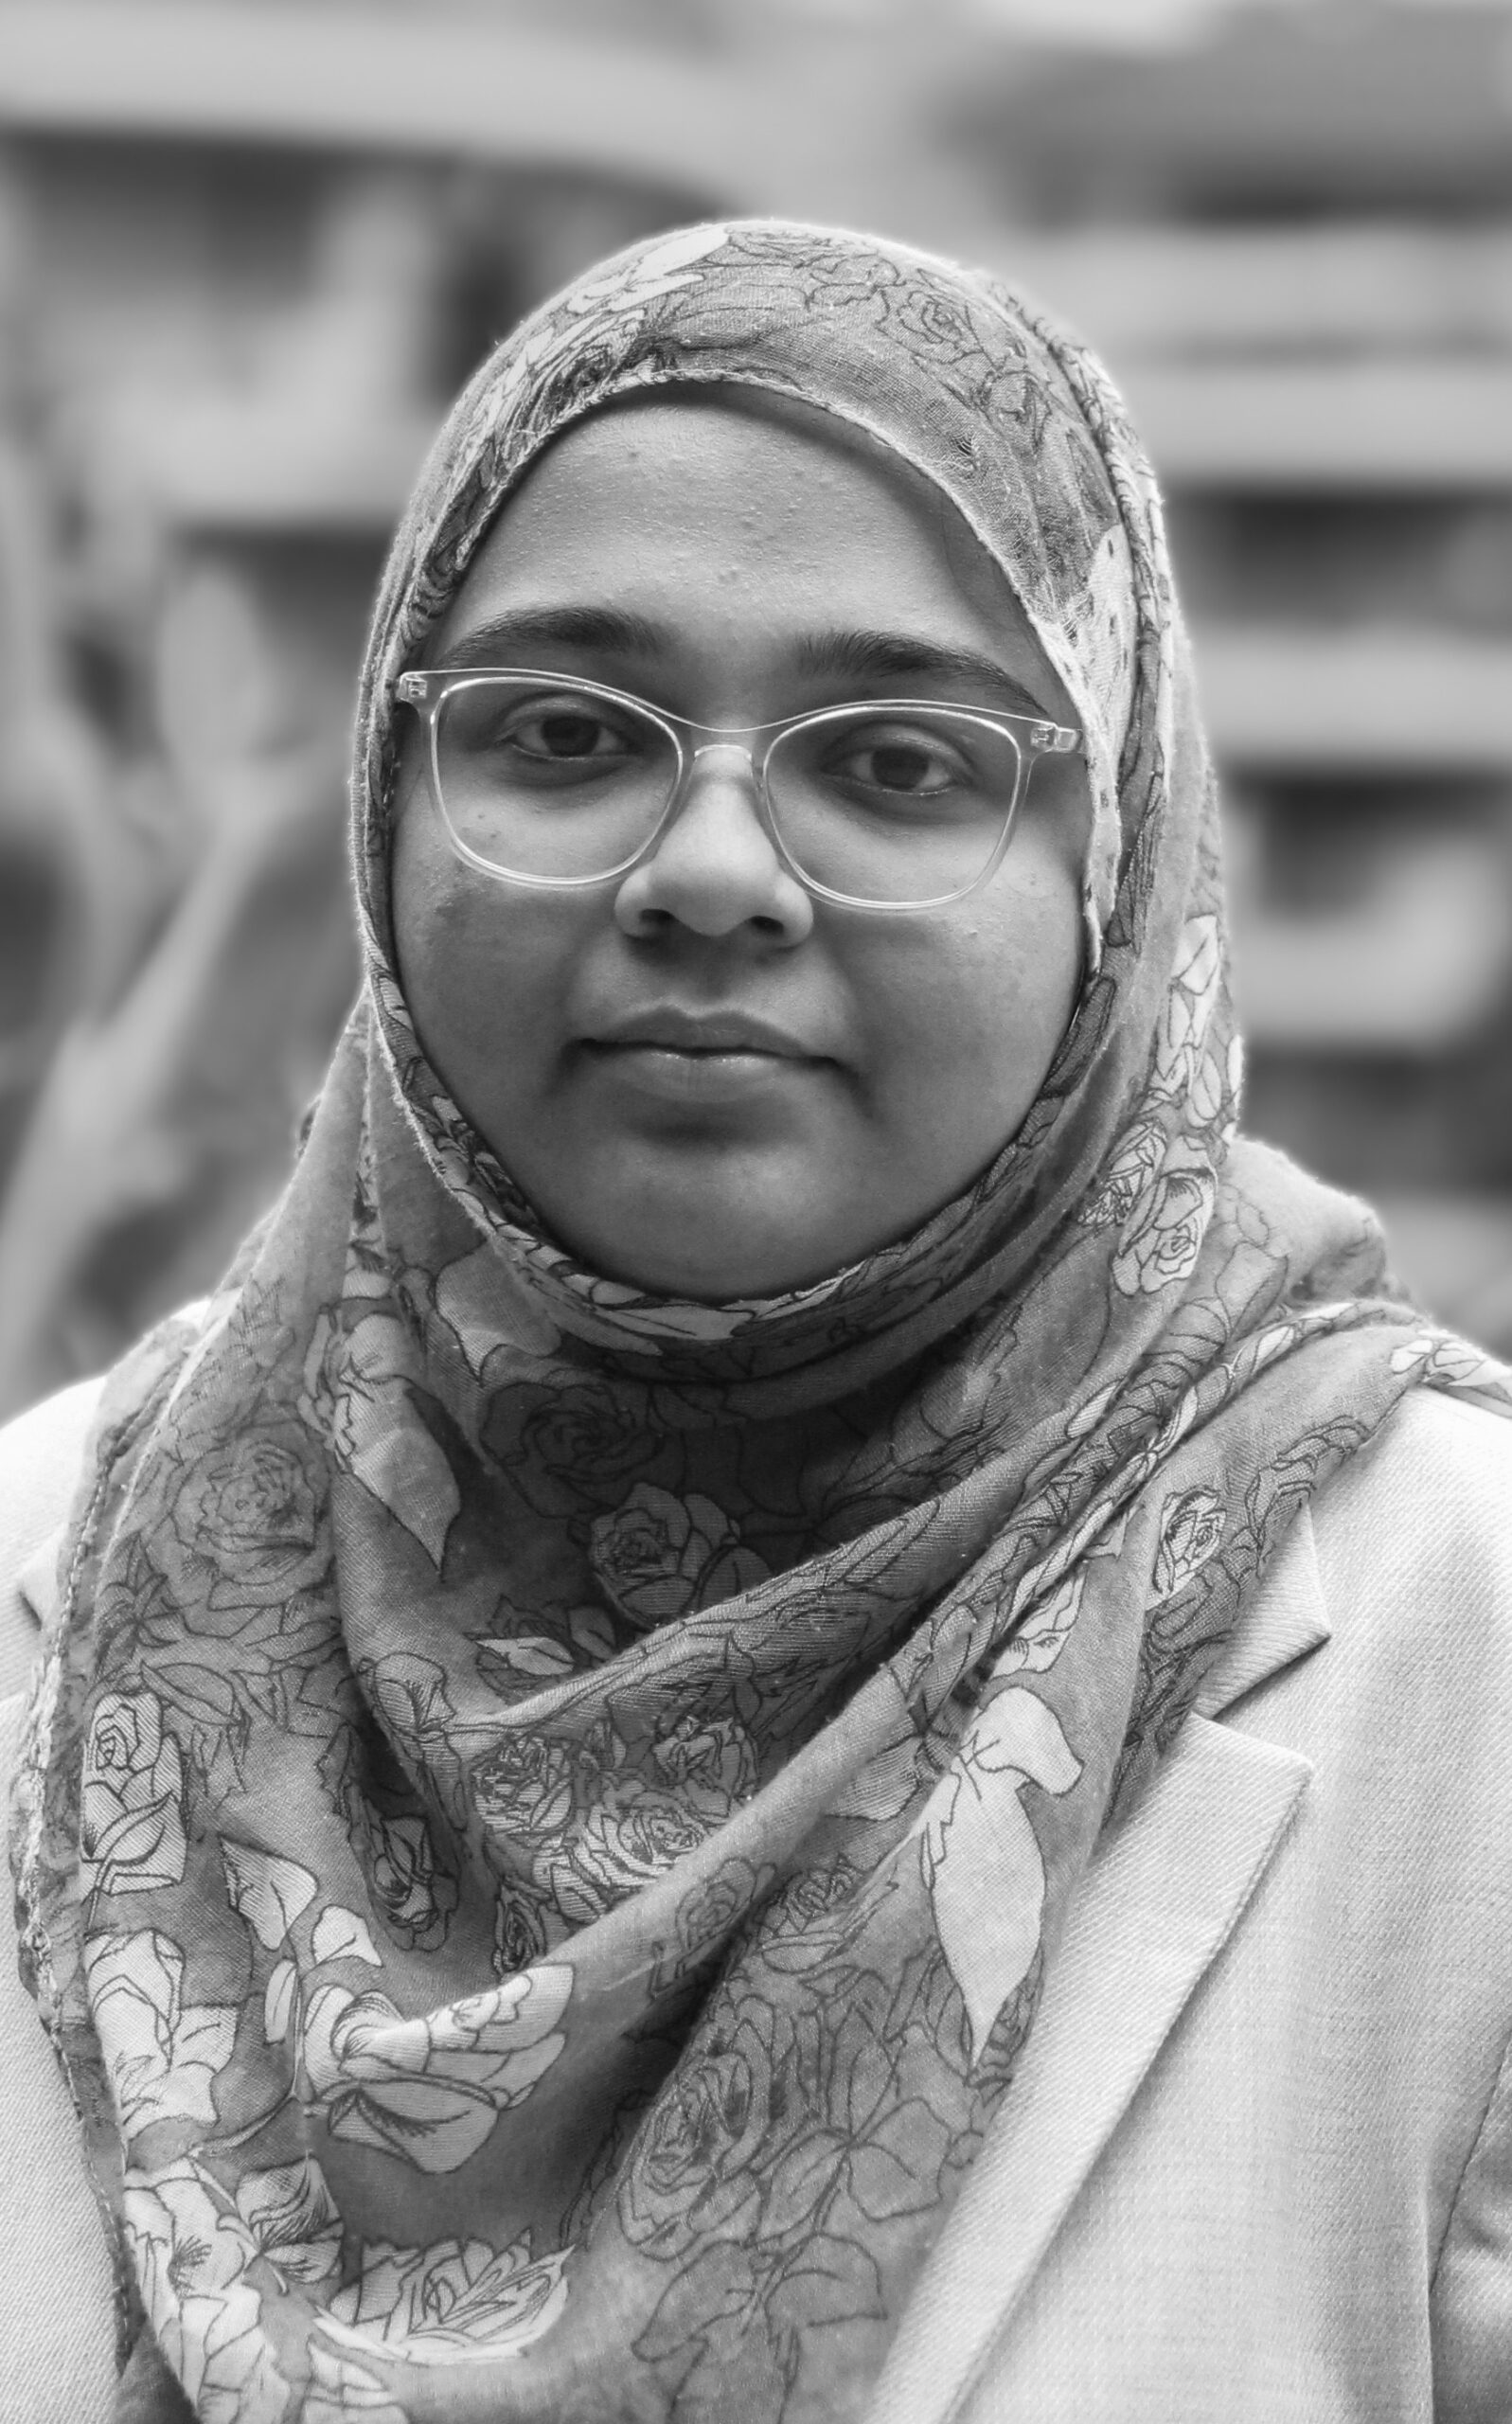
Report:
432,677,1024,904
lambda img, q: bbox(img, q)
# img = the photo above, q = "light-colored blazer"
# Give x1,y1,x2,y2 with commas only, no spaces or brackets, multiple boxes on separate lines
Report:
1,1379,1510,2423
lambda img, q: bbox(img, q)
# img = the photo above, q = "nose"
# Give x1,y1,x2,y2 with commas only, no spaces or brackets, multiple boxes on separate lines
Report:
613,743,814,943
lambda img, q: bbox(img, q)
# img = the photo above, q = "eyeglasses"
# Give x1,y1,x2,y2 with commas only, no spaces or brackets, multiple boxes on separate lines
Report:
395,668,1080,914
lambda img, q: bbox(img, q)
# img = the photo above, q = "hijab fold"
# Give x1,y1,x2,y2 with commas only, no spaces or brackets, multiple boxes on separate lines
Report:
13,219,1511,2424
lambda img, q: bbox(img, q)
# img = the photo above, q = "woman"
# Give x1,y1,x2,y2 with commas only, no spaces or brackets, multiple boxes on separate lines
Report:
3,219,1511,2424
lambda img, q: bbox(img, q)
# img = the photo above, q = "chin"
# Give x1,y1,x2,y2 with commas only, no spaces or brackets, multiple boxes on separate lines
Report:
558,1192,852,1304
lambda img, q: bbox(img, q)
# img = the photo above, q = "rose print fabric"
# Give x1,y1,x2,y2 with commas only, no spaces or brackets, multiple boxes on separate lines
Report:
12,221,1512,2424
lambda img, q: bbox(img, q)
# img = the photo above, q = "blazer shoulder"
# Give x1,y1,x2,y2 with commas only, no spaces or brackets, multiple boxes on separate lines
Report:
1292,1385,1512,1857
1310,1385,1512,1627
1214,1382,1512,1803
0,1376,107,1698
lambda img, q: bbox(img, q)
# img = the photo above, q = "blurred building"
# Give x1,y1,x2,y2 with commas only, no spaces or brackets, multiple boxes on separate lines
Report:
0,0,1507,1413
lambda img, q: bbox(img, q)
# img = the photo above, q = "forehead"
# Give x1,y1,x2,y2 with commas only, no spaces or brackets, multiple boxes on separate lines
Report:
483,386,995,569
436,389,1076,719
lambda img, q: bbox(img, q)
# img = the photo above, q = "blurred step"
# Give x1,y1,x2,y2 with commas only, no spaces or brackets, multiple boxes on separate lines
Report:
1167,496,1512,635
976,8,1512,219
1228,811,1512,1052
1196,629,1512,773
1005,226,1512,357
0,0,737,186
1124,363,1512,492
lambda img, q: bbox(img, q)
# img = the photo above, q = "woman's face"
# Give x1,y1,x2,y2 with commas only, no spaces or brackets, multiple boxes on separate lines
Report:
392,394,1092,1299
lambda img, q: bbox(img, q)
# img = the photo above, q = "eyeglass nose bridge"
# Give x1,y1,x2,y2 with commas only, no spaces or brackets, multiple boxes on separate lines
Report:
686,738,760,778
649,735,783,865
624,732,808,914
664,735,771,818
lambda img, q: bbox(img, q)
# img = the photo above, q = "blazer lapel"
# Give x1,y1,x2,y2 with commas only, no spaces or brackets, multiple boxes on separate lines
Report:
1195,1494,1332,1721
870,1508,1331,2424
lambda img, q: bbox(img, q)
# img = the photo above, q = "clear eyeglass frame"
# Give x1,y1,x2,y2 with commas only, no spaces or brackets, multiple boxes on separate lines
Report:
395,665,1082,915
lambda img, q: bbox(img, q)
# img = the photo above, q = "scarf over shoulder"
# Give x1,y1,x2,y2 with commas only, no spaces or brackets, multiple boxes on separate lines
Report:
12,220,1511,2424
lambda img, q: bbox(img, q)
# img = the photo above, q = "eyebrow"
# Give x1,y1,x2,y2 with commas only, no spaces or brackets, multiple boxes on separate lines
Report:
793,628,1049,716
435,607,1051,717
437,606,667,669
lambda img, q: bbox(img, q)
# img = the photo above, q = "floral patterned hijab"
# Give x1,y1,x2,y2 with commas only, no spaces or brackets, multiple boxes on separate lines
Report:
14,221,1511,2424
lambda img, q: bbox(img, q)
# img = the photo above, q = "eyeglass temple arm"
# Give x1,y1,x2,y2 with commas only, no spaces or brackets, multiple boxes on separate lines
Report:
1032,722,1080,755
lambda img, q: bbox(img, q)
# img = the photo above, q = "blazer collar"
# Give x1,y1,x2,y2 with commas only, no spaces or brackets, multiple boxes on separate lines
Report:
872,1507,1330,2424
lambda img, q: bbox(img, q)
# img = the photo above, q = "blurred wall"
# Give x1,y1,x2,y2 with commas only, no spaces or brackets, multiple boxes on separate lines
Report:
0,0,1508,1417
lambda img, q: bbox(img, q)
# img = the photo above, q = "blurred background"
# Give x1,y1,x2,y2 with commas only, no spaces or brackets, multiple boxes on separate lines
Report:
0,0,1509,1417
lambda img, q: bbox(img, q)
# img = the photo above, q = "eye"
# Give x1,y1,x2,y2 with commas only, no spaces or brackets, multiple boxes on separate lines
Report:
499,694,638,767
823,720,976,800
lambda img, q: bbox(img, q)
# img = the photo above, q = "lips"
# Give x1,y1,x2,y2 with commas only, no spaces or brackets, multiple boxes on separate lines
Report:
578,1004,831,1112
583,1006,819,1060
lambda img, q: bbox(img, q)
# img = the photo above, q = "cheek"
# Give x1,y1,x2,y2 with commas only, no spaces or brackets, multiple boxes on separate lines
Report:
394,819,485,1039
391,806,565,1112
867,851,1083,1166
